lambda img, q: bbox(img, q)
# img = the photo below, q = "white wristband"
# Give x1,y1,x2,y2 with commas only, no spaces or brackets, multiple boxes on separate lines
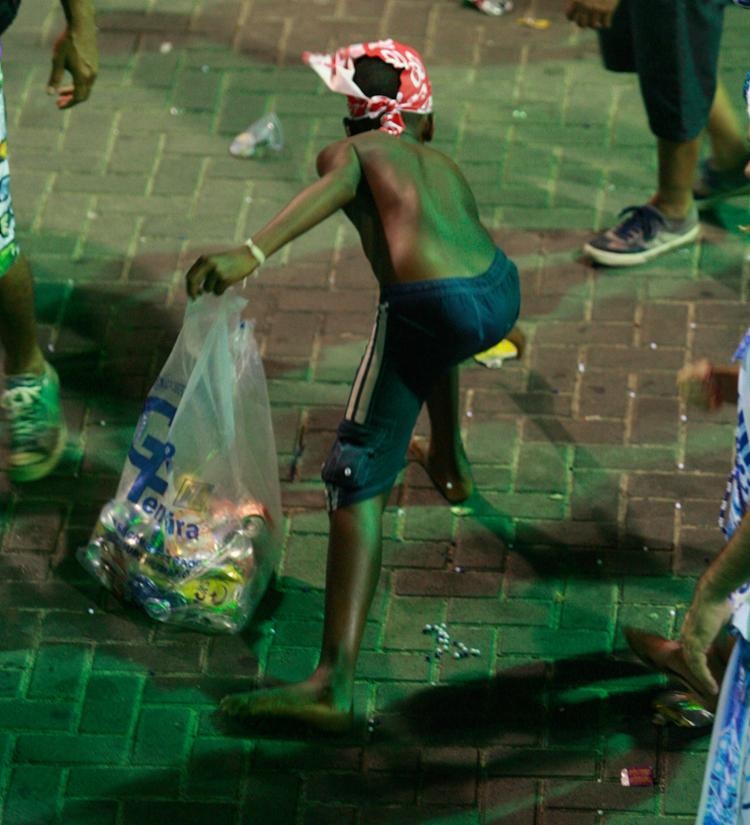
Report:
245,237,266,266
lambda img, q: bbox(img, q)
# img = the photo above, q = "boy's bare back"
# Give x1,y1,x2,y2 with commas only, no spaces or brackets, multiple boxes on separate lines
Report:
318,130,497,287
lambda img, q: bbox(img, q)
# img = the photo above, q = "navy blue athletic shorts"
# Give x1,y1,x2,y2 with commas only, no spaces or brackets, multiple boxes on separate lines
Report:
322,247,520,511
598,0,731,142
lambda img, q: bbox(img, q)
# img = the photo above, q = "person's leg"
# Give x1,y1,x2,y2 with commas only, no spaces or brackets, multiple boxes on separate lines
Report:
0,58,66,482
0,253,45,376
317,492,386,692
705,80,749,172
693,82,750,204
585,0,724,265
220,297,432,728
220,492,386,729
409,366,473,503
651,135,702,219
0,249,67,484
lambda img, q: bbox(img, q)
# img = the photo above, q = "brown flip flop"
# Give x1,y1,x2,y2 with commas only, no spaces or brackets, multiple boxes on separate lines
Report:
624,626,726,713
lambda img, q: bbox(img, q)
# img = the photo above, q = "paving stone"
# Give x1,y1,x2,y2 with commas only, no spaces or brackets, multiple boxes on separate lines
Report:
132,706,192,766
570,471,622,522
27,643,89,699
3,766,64,825
486,747,596,777
481,777,537,823
66,767,182,798
560,580,618,631
122,801,238,825
394,570,502,598
78,673,143,734
448,598,552,627
182,739,246,801
498,628,610,658
3,501,66,551
545,778,656,812
61,800,120,825
663,751,710,816
0,699,75,732
91,642,204,674
15,734,129,765
382,539,450,569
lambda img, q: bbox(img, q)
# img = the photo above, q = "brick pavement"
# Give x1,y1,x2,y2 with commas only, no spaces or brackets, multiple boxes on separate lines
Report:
0,0,749,822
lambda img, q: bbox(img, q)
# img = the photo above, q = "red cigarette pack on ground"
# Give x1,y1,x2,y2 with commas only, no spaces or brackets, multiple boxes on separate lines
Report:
620,767,655,787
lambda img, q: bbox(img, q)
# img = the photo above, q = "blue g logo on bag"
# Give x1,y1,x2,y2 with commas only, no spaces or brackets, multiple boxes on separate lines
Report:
126,396,177,504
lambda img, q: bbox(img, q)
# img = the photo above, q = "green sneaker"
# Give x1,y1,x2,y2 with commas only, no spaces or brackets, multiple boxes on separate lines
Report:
2,362,67,482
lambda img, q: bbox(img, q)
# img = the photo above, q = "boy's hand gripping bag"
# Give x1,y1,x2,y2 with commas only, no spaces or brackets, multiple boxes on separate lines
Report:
78,294,282,633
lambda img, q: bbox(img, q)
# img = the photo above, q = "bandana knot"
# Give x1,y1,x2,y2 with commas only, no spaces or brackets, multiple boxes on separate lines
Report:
302,39,433,137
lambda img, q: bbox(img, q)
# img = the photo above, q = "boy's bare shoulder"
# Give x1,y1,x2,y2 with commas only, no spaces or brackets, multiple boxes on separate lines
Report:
345,131,395,156
317,132,405,174
349,132,457,168
316,137,360,175
317,132,462,180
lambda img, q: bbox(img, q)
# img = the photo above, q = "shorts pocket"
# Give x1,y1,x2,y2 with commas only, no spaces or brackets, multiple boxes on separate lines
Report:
321,439,376,491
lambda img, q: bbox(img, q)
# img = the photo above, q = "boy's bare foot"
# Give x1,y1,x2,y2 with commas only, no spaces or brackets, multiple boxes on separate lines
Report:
408,436,474,503
624,627,728,713
504,325,526,358
220,680,353,732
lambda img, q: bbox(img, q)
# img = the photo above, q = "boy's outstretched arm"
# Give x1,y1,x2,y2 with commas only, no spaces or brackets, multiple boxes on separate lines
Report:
186,140,361,299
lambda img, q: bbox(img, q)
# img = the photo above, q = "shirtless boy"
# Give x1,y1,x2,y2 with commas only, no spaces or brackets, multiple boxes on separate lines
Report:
185,39,521,730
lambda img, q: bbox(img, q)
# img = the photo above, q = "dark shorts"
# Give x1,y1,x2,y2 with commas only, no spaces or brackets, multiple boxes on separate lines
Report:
598,0,730,142
321,248,520,511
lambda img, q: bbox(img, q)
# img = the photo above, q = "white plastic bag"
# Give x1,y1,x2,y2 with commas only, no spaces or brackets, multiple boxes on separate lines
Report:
78,294,282,633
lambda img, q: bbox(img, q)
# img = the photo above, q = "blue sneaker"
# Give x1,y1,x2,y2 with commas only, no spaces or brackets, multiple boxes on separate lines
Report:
583,204,699,267
2,362,67,482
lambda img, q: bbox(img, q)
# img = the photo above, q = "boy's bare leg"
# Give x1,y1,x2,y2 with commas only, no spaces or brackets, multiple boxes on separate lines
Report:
221,493,386,730
0,254,46,376
409,365,473,503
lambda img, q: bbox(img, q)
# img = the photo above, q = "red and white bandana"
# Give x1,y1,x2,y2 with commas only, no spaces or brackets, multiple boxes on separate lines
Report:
302,39,433,137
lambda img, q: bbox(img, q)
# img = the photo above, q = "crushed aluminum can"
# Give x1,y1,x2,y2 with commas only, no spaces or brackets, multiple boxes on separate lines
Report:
79,497,274,633
620,766,654,787
652,690,715,729
465,0,513,15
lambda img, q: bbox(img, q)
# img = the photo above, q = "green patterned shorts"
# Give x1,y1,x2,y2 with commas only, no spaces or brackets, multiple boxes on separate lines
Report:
0,64,19,277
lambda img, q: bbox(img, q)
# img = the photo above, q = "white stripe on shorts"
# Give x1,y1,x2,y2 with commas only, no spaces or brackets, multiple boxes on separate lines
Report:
345,302,388,424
